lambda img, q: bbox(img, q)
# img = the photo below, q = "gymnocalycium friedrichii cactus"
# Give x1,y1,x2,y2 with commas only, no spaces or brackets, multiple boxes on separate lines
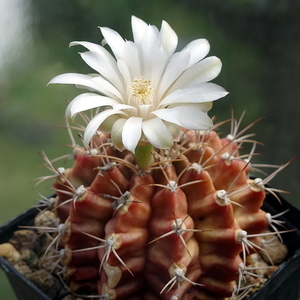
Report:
32,16,296,299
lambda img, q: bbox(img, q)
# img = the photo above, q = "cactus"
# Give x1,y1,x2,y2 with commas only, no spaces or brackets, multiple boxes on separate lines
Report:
34,116,292,300
4,16,295,300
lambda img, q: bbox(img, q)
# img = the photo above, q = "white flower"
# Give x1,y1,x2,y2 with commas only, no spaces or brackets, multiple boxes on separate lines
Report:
49,16,228,153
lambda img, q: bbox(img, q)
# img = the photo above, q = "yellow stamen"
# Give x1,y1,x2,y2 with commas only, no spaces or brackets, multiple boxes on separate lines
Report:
130,76,153,105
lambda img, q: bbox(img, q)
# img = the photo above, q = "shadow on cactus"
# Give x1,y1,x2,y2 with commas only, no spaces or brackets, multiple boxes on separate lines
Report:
1,16,299,300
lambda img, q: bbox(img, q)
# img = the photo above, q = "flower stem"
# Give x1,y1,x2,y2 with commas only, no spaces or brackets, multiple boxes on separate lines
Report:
134,143,154,169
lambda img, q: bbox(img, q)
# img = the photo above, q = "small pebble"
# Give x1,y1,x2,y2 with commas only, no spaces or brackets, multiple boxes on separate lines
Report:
27,269,62,299
20,248,39,268
35,210,59,228
0,243,21,264
9,230,39,252
14,261,33,278
260,231,288,264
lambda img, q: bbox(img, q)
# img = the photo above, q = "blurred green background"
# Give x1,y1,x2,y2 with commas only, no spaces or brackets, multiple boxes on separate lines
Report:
1,0,300,299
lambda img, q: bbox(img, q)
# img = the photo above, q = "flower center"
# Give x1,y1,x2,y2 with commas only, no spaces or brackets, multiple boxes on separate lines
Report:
130,76,153,105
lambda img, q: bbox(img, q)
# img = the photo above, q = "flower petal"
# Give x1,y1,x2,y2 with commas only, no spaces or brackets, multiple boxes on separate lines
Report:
170,101,213,112
116,59,131,85
137,104,152,119
183,39,210,68
49,73,99,90
156,49,191,99
83,109,125,145
131,16,148,44
80,51,125,93
70,41,118,68
100,26,125,59
149,47,169,91
91,76,124,99
137,24,160,78
122,117,143,153
163,121,181,141
112,103,138,116
142,117,173,149
111,118,127,151
49,73,122,99
160,20,178,57
120,41,141,81
168,56,223,93
152,105,213,130
159,83,228,107
66,93,119,119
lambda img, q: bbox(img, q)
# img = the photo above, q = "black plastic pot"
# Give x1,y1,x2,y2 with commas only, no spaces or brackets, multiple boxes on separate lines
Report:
1,192,300,300
0,204,52,300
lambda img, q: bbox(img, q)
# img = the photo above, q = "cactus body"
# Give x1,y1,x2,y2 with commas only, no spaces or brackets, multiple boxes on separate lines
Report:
36,123,286,300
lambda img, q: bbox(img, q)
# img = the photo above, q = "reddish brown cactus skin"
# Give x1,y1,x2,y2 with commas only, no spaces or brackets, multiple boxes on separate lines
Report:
40,124,278,300
98,173,154,299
